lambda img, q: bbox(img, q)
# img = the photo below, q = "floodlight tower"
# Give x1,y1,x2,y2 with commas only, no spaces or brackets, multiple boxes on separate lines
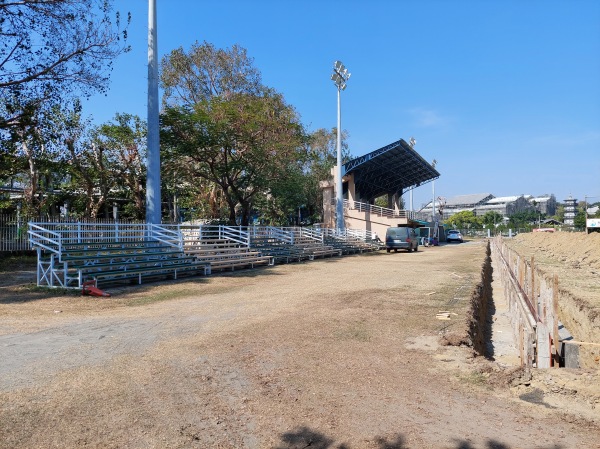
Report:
409,137,416,211
431,159,437,222
146,0,161,224
331,61,351,231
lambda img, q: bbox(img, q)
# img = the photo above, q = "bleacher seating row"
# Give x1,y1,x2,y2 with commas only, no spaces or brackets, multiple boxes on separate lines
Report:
28,223,382,289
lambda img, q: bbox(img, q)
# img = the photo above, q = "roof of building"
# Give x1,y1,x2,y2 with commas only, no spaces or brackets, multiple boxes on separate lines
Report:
475,204,510,210
529,196,554,202
444,193,494,207
344,139,439,200
486,195,522,204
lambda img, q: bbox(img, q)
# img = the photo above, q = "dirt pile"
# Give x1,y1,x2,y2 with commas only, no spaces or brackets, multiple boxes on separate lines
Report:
512,231,600,272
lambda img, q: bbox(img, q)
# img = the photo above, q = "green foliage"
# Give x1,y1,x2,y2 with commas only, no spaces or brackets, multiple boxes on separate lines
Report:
553,204,565,223
509,210,544,228
161,41,262,108
481,211,503,227
161,90,307,225
0,0,130,131
447,210,481,229
574,210,587,229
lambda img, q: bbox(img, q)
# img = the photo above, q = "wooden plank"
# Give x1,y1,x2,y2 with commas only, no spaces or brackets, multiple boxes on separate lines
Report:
553,274,560,368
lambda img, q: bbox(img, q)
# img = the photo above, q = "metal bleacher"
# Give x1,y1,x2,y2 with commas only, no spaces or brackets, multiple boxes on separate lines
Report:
28,223,210,288
177,225,274,271
322,228,383,254
27,223,382,289
248,227,342,263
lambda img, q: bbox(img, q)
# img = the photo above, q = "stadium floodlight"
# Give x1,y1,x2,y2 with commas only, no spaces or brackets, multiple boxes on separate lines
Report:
431,159,438,223
331,60,351,231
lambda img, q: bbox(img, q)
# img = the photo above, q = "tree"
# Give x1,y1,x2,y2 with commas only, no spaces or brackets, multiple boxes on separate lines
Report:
60,111,146,218
553,204,565,223
300,128,349,223
509,210,543,228
482,211,503,228
0,0,130,131
162,90,307,226
161,41,261,108
574,211,586,229
2,102,69,215
447,210,480,229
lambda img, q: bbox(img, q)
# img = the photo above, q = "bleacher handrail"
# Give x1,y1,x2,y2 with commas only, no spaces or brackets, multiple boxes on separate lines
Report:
301,227,324,242
150,224,183,249
220,226,250,246
28,223,62,255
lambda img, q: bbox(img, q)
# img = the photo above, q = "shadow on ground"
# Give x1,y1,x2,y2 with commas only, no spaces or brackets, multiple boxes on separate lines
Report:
275,427,565,449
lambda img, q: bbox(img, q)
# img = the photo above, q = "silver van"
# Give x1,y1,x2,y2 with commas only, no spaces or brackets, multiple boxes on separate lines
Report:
385,227,419,253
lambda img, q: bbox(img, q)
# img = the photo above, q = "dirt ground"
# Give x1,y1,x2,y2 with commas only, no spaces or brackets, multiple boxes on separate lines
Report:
503,231,600,309
1,241,599,449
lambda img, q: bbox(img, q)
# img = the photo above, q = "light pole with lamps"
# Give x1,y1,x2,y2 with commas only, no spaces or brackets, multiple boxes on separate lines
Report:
431,159,437,222
331,60,350,231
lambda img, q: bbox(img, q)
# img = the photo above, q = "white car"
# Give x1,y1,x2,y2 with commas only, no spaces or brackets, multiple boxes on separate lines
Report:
446,230,463,243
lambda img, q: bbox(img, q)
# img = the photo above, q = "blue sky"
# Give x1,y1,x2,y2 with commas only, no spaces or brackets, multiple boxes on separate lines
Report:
85,0,600,210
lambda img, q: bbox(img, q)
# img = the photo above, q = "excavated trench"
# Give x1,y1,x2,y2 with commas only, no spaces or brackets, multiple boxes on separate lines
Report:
467,241,519,365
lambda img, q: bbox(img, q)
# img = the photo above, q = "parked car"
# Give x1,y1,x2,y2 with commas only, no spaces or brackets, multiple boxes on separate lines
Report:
446,229,463,243
385,227,419,252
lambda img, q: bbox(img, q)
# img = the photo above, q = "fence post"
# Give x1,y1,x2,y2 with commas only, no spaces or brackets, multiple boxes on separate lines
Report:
553,274,560,367
530,256,535,314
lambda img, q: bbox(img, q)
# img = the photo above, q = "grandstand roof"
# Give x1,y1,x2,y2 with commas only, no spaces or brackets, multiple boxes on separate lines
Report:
343,139,439,200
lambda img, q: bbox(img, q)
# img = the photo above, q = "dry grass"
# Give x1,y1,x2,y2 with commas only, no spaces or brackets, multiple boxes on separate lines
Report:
1,242,599,449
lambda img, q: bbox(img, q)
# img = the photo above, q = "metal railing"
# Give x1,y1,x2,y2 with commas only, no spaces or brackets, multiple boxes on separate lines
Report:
0,214,30,251
343,199,430,222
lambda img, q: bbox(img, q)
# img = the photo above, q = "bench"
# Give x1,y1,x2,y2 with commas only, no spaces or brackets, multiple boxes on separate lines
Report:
82,260,211,286
208,255,274,271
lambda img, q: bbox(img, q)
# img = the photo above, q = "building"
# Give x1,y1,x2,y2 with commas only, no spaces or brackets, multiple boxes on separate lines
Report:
563,196,577,226
527,194,557,216
420,193,494,220
474,195,533,217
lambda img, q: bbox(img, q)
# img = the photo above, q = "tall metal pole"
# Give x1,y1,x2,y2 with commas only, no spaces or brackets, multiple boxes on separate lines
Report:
336,87,344,231
146,0,161,224
432,180,435,222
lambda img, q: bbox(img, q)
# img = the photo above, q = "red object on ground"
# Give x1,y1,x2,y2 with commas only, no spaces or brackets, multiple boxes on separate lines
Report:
82,280,111,297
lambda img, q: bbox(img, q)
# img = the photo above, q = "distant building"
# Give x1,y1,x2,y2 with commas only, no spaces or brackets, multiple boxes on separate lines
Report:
474,195,533,217
526,194,557,216
563,196,577,226
420,193,494,219
422,192,558,221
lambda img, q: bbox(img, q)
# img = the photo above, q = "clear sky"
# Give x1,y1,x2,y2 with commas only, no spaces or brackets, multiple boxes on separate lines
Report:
84,0,600,210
